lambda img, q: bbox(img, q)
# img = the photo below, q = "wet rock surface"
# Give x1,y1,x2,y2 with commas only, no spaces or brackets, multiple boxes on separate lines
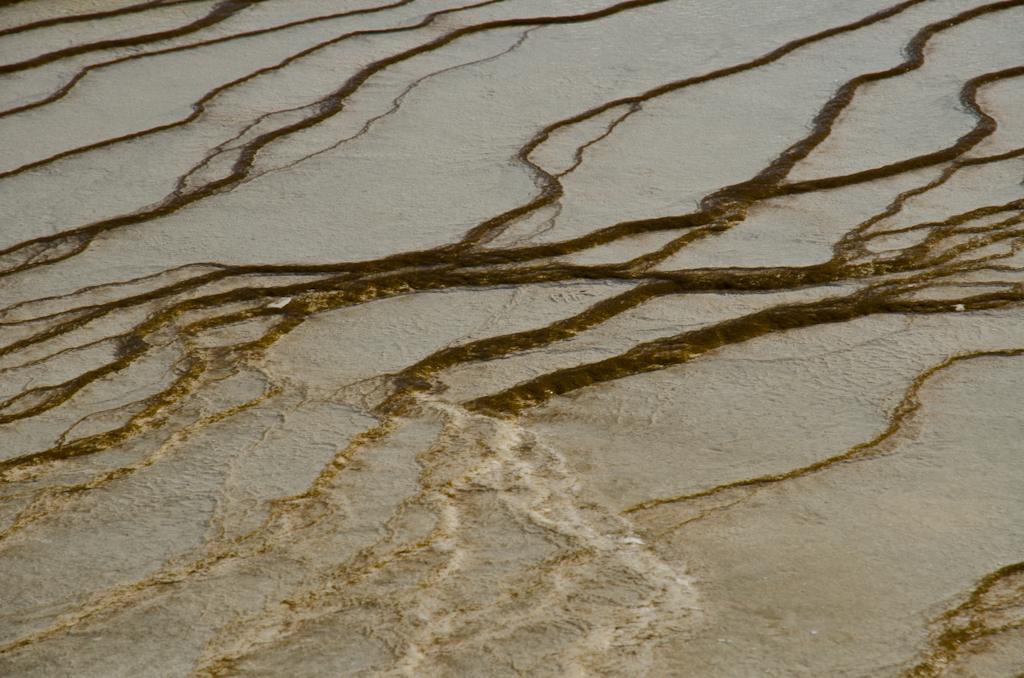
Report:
1,0,1024,676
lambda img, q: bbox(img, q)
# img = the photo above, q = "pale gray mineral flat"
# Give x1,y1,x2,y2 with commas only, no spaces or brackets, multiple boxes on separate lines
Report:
1,1,1023,676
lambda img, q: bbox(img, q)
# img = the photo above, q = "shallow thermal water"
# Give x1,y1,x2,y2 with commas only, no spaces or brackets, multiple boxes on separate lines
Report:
1,0,1024,676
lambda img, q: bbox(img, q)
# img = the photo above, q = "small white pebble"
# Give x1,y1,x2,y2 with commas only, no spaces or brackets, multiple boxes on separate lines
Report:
811,631,818,635
718,638,726,643
268,297,292,309
623,537,645,545
954,304,965,312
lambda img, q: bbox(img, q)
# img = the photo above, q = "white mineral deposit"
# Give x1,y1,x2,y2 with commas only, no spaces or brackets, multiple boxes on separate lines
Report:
1,0,1023,676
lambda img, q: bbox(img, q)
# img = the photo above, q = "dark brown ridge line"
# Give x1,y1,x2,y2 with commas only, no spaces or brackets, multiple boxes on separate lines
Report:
0,0,432,177
0,218,633,341
958,137,1024,164
0,257,740,368
833,190,1024,273
377,280,679,410
912,199,1024,241
0,263,354,331
225,25,538,189
0,0,421,120
3,3,1020,423
579,20,1024,287
846,203,1024,276
0,294,289,432
0,0,268,75
0,306,304,477
7,137,1022,375
462,284,1024,416
177,99,330,192
626,348,1024,516
0,13,1019,548
554,102,642,178
628,62,1024,273
9,173,1022,368
835,164,964,261
0,260,765,425
0,263,362,358
0,312,299,477
3,216,1017,470
0,0,661,270
0,0,503,275
0,0,210,38
460,0,936,247
903,559,1024,677
0,258,522,416
0,286,295,427
868,208,1024,256
0,330,144,425
330,120,1022,277
698,0,1024,211
366,203,1024,417
2,237,1018,477
834,140,1024,261
0,334,121,379
456,100,1024,271
0,354,208,475
0,305,125,360
208,0,778,234
908,212,1024,270
1,0,978,319
0,0,934,277
779,64,1024,197
467,0,1024,268
0,246,525,351
0,234,91,281
0,262,223,320
0,377,280,550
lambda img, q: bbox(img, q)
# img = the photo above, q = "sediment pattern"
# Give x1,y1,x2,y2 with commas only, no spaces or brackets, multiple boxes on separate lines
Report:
2,0,1024,675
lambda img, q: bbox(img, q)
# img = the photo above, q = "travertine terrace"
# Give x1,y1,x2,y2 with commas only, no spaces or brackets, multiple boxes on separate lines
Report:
1,1,1024,676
